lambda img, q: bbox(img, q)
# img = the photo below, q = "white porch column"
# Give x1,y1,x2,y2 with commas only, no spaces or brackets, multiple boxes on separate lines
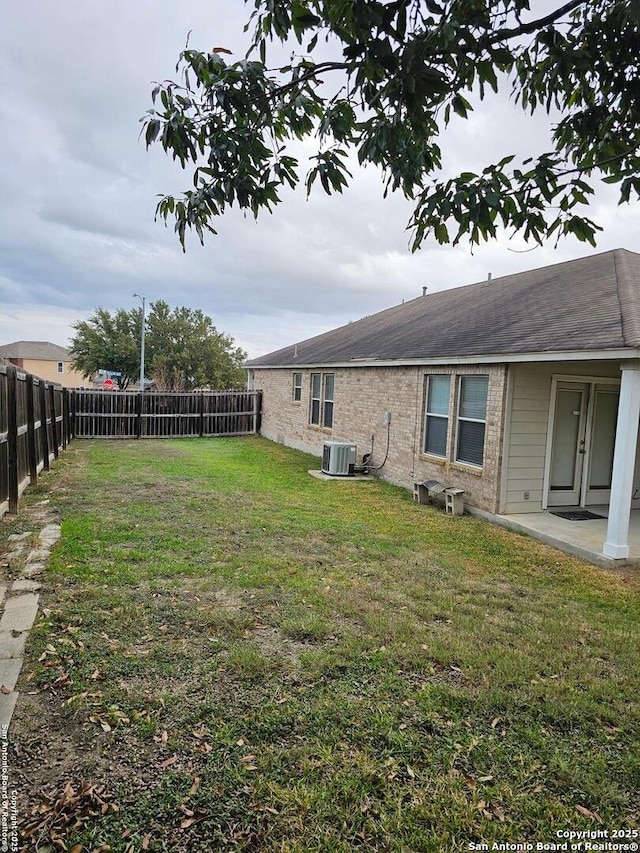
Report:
603,361,640,559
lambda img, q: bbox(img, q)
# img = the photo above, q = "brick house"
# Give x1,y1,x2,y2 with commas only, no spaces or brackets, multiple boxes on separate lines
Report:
0,341,87,388
247,249,640,562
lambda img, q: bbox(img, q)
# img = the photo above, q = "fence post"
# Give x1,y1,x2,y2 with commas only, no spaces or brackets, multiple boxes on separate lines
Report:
253,391,262,434
62,389,68,448
6,365,19,514
135,392,142,439
49,385,59,459
25,373,38,485
62,388,72,448
39,381,50,471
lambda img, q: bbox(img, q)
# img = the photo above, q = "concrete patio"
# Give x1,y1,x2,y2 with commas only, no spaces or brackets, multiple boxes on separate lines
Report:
471,506,640,568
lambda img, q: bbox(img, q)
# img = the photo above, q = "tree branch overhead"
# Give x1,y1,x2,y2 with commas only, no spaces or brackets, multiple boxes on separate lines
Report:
142,1,640,251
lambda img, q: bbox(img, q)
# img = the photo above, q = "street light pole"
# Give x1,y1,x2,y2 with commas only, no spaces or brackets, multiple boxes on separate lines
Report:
133,293,146,391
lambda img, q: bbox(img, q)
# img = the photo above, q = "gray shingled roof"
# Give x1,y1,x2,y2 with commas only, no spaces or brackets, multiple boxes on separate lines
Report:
0,341,71,360
248,249,640,367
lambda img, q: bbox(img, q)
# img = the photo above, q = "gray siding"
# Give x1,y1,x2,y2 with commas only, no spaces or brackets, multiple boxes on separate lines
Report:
503,361,625,513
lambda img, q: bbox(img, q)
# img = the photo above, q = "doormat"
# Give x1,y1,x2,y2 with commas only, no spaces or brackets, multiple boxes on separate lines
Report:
549,510,606,521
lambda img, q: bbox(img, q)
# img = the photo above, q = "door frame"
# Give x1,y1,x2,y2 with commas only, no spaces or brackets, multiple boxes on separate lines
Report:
542,374,620,510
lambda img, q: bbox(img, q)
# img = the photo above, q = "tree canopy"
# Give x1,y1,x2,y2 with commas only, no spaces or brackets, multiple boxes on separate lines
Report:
142,0,640,251
70,308,140,390
70,302,247,391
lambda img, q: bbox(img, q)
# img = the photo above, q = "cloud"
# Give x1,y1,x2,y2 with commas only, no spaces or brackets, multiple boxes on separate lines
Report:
0,1,638,361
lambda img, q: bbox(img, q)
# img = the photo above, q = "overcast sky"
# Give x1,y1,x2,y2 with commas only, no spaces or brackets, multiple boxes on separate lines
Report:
1,1,638,360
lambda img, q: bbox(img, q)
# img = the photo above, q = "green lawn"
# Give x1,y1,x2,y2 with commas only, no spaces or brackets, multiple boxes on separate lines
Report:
7,437,640,852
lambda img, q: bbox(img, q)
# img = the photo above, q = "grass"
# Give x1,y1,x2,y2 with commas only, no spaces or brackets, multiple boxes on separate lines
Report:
5,437,640,852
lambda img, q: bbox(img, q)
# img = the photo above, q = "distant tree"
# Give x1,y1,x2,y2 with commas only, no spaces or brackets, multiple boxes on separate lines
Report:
143,0,640,251
70,308,141,390
146,301,247,390
70,303,247,390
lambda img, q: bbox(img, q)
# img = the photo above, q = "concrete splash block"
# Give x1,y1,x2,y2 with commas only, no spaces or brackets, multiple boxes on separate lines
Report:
0,692,19,728
0,593,40,633
39,524,62,548
0,632,27,660
0,660,23,692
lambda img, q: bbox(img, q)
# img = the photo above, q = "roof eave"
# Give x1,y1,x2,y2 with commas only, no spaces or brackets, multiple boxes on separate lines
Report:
246,347,640,371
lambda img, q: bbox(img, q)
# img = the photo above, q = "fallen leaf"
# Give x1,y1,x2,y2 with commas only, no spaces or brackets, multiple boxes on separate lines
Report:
595,717,621,734
160,755,178,768
0,685,11,695
179,808,208,829
142,835,151,850
187,776,201,797
491,717,502,729
575,805,603,823
191,725,209,740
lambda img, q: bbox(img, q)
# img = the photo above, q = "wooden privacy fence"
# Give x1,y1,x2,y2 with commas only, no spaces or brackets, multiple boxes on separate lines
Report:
0,362,70,517
71,390,262,439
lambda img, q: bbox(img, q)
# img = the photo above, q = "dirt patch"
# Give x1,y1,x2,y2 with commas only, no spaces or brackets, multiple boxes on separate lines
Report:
251,624,319,665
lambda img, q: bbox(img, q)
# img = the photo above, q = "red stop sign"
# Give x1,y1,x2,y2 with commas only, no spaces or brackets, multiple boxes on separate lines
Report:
103,378,115,390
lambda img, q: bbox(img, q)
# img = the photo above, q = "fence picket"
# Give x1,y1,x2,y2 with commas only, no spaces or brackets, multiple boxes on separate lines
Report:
71,390,262,439
0,372,262,518
0,362,69,518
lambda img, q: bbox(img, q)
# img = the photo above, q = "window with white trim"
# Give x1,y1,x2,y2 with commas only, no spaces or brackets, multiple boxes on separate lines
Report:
309,372,334,428
310,373,322,425
423,375,451,457
292,372,302,402
57,362,64,373
456,375,488,467
323,373,334,428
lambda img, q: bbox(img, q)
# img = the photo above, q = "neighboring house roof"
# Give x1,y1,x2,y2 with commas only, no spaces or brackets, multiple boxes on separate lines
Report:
247,249,640,367
0,341,72,360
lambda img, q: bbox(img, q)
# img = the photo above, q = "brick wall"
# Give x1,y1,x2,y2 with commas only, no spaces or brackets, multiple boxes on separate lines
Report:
253,363,508,513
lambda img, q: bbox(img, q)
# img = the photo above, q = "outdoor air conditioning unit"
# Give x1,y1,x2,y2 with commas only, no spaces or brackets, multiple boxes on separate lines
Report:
322,441,357,476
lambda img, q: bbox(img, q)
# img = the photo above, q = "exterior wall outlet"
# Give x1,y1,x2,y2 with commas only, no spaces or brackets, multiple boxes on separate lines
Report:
383,411,392,425
524,491,530,500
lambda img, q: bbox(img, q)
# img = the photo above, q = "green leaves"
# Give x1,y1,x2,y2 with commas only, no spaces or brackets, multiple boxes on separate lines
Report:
306,149,352,196
70,304,247,391
143,0,640,251
451,94,473,118
70,308,142,389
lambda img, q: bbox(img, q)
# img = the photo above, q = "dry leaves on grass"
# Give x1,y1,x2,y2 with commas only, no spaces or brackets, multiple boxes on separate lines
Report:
20,779,118,845
575,804,604,823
